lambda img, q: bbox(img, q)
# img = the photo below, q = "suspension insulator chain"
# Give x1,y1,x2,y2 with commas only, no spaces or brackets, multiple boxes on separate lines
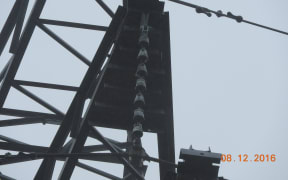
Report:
130,13,150,170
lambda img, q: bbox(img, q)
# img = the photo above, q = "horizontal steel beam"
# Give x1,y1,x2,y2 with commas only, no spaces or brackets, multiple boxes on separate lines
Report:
83,142,130,153
0,135,28,145
0,108,62,120
14,80,78,91
0,156,41,165
0,142,48,153
79,154,121,164
39,19,108,31
0,117,61,127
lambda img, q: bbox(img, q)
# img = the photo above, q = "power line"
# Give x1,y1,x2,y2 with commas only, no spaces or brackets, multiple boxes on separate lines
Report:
168,0,288,36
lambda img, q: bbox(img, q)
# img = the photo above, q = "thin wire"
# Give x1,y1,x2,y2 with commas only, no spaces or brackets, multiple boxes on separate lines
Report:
168,0,288,36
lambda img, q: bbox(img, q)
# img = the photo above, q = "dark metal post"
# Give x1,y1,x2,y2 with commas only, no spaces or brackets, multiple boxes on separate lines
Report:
158,12,176,180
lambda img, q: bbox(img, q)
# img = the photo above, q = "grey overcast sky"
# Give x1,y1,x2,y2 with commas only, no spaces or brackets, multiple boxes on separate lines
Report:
0,0,288,180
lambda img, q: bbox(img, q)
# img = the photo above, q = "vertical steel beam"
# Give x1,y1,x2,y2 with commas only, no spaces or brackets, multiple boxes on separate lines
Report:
0,0,22,56
0,0,47,108
9,0,29,53
157,12,176,180
34,7,126,180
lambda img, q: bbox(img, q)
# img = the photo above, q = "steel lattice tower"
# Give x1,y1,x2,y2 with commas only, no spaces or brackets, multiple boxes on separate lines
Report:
0,0,175,179
0,0,225,179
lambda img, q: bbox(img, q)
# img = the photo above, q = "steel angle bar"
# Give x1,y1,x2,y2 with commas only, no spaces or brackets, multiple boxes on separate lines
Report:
12,84,65,116
95,0,114,18
59,139,74,153
13,80,78,91
36,22,91,66
90,127,145,180
88,133,129,152
58,38,112,180
78,153,121,164
57,124,89,179
58,7,128,177
0,108,62,120
69,95,85,137
0,157,40,165
0,56,13,82
34,7,127,180
39,19,108,31
10,0,29,53
157,12,176,180
0,142,48,153
0,152,121,160
0,0,47,108
77,162,122,180
0,135,28,145
0,117,61,127
58,8,126,177
0,156,66,166
83,142,130,153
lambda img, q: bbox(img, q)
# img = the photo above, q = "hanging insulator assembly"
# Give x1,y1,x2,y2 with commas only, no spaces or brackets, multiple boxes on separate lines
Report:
134,92,145,108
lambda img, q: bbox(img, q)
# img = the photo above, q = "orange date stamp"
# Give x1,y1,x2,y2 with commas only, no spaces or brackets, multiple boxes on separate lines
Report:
221,154,276,162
